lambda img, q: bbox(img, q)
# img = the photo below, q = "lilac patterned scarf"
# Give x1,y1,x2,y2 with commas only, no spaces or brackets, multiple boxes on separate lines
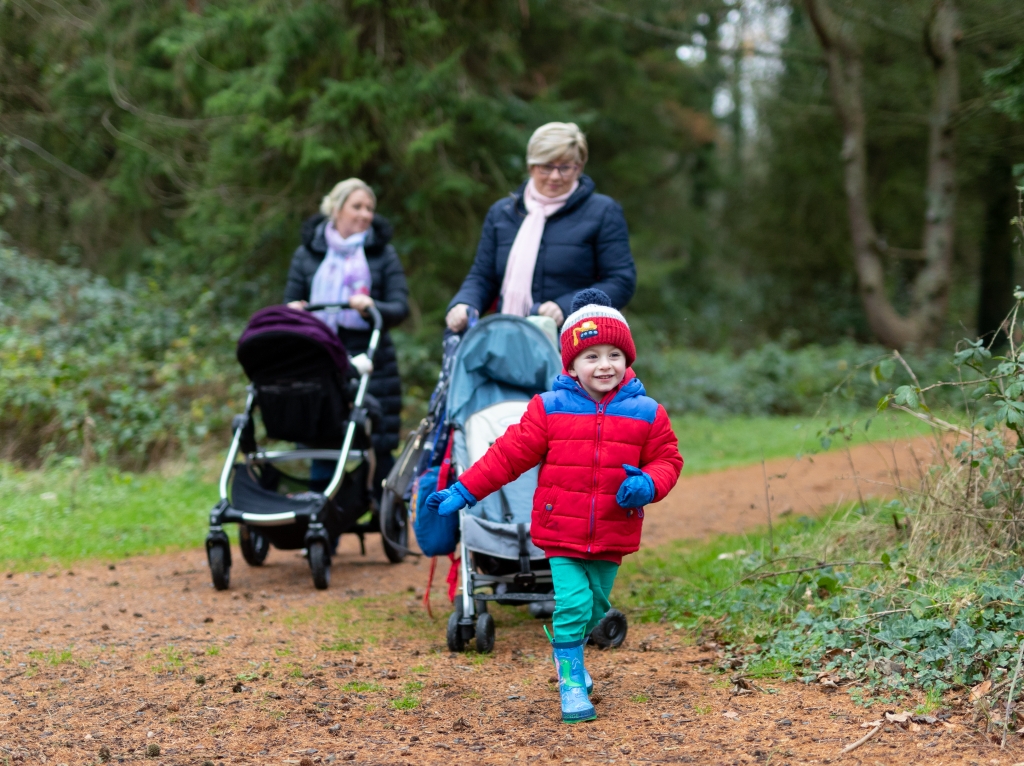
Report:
310,222,372,331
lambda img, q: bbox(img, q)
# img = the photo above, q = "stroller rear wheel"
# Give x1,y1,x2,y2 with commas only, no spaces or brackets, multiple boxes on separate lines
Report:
475,612,495,653
239,525,270,567
308,541,331,590
379,489,408,564
208,544,230,591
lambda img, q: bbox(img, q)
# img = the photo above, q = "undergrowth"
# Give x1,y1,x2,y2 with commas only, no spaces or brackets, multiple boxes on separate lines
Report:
624,502,1024,703
0,242,243,466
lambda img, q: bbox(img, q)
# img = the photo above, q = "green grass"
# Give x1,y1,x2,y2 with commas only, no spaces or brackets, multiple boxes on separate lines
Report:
673,410,935,474
0,462,221,568
390,695,419,710
0,409,934,568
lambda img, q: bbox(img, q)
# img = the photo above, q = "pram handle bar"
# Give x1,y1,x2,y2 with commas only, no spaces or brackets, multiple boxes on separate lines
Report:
303,302,385,334
219,390,256,502
304,302,382,499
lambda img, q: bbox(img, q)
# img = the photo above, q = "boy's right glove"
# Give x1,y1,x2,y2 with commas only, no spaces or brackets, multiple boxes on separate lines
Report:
425,481,478,517
616,464,655,508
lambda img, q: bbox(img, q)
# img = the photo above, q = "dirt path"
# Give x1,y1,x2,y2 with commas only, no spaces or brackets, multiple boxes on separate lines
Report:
1,436,1008,765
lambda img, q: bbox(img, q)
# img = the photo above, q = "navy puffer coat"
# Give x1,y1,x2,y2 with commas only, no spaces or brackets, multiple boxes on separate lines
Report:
284,214,409,452
448,175,636,319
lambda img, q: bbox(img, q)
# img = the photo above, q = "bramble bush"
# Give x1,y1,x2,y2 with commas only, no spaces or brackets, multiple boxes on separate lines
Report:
635,264,1024,714
0,240,244,466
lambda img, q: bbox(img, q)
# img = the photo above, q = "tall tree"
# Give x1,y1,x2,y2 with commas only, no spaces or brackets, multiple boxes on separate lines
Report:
804,0,959,349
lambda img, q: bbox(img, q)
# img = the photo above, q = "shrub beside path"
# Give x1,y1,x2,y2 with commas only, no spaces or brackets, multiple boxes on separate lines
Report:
0,436,1005,764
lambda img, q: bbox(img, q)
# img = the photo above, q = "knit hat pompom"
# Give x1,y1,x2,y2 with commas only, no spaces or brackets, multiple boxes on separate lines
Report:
570,288,612,314
560,289,636,369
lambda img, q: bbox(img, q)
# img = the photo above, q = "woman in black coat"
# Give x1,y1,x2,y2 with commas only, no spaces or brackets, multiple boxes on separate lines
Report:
285,178,409,495
446,122,635,332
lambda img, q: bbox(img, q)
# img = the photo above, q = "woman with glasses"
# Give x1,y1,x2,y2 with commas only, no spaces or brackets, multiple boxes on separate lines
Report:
446,122,636,333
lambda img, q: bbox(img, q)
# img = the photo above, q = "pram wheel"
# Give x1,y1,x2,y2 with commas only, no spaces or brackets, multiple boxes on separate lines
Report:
379,489,408,564
308,541,331,590
475,612,495,653
208,544,230,591
446,600,466,652
590,608,628,649
239,525,270,567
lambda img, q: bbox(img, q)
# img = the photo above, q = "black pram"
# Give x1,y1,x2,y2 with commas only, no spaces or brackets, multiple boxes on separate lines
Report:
205,302,407,591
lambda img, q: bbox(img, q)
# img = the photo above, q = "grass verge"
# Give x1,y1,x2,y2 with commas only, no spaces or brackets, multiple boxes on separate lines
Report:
0,461,227,569
0,411,929,568
674,410,934,474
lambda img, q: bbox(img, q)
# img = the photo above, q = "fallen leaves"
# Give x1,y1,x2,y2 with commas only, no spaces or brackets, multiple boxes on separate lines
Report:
970,679,992,701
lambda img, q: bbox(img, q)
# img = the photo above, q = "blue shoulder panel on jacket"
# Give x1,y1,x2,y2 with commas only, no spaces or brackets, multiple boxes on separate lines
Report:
606,395,658,424
541,387,596,416
604,377,656,423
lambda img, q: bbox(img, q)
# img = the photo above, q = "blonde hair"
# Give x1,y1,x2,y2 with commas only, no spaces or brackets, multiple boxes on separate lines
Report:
526,122,588,166
319,178,376,217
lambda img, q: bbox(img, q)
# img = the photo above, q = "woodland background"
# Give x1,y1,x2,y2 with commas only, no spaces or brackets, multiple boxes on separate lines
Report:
2,0,1024,463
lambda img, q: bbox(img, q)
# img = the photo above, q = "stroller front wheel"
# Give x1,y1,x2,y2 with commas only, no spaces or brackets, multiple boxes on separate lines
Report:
208,544,230,591
590,608,628,649
475,612,495,653
379,489,408,564
239,525,270,567
308,540,331,590
446,598,466,651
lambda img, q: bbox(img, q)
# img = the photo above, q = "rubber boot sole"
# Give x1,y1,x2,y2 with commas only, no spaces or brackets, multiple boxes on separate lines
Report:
562,709,597,724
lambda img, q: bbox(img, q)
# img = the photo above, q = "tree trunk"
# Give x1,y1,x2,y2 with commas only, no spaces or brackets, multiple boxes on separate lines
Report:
913,0,959,346
977,156,1016,344
804,0,960,350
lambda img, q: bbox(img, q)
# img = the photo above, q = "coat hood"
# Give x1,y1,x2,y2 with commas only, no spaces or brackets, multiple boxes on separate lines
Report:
299,213,394,258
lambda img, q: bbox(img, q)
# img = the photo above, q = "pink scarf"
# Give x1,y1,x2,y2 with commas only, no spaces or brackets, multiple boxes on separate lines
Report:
500,179,578,317
310,222,372,331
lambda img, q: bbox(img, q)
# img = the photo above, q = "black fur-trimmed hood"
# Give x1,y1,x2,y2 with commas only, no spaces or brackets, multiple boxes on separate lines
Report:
299,213,394,258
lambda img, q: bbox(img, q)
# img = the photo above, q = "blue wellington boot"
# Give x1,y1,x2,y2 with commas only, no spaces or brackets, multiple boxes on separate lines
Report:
552,651,593,693
551,638,597,724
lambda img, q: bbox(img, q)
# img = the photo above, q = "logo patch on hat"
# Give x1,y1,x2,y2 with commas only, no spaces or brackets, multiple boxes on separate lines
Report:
572,320,599,347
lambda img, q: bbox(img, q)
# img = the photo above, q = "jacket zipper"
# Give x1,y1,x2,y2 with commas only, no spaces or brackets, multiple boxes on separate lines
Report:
589,400,605,552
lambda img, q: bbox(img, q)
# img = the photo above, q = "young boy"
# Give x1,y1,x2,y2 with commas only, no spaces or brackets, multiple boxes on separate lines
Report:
425,289,683,723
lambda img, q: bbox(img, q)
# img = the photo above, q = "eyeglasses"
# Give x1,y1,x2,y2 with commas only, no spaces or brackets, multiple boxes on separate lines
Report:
534,163,579,177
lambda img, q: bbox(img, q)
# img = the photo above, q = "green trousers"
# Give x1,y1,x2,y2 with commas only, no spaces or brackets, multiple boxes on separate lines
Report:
550,557,620,642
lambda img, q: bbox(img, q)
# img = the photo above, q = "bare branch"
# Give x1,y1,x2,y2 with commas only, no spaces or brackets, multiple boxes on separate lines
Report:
571,0,820,62
3,133,93,185
106,54,226,129
832,3,920,44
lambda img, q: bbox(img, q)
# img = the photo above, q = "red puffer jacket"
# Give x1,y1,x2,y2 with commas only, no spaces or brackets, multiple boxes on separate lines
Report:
458,369,682,564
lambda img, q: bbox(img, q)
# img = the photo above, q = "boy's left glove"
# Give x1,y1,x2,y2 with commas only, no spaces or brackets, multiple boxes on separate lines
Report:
616,464,655,509
425,481,478,517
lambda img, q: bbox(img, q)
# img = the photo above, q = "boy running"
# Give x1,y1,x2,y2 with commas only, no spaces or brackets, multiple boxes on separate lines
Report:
425,288,683,723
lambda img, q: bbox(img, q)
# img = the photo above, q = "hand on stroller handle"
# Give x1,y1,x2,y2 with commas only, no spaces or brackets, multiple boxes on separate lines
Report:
302,301,384,331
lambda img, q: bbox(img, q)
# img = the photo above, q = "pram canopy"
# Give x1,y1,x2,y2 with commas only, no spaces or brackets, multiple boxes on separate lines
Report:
236,305,353,445
446,315,562,429
238,305,349,378
447,315,561,561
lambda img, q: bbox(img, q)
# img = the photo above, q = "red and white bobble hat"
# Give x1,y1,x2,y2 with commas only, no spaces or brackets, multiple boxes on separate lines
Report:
559,288,636,370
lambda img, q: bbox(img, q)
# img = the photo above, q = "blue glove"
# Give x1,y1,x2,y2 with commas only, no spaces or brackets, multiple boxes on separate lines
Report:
616,464,655,509
426,482,478,517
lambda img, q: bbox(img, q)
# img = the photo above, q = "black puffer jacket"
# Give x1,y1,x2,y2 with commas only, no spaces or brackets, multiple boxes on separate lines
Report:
284,214,409,451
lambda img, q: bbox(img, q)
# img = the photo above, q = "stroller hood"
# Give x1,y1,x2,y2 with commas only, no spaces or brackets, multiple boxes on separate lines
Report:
446,314,561,428
237,305,349,380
